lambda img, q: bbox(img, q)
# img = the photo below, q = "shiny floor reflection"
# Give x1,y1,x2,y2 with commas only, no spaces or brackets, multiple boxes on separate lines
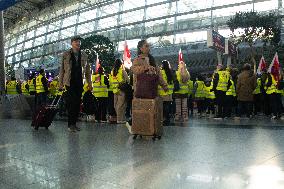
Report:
0,117,284,189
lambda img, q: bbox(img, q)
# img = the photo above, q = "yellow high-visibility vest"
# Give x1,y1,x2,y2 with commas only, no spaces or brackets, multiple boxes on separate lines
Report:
216,70,230,92
175,71,189,94
158,70,173,96
108,74,114,92
111,68,123,94
21,81,29,95
28,79,35,92
36,74,46,93
49,80,59,97
81,83,89,97
6,80,18,94
205,82,215,99
226,79,236,97
92,74,108,97
188,80,194,95
253,78,261,95
265,74,279,95
194,80,205,98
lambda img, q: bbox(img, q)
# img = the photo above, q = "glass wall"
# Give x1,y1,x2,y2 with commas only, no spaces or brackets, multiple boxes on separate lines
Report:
4,0,282,67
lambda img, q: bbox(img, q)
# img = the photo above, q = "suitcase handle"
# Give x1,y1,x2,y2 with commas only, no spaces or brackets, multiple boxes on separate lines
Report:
50,95,62,107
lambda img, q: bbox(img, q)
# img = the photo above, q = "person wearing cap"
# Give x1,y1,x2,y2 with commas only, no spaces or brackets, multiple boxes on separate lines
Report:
59,35,92,132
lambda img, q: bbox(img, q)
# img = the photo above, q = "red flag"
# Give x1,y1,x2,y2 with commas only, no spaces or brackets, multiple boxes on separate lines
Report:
257,56,267,75
95,53,100,73
123,40,132,69
268,52,280,82
178,48,183,63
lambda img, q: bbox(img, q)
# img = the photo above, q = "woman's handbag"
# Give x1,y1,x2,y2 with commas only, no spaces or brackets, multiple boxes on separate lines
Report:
135,73,159,99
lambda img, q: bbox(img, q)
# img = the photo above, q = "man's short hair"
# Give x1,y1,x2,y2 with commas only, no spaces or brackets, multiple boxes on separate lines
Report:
71,36,83,43
39,69,45,74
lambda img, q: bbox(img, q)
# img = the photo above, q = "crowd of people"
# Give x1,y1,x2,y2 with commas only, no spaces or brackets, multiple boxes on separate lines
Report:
5,36,284,132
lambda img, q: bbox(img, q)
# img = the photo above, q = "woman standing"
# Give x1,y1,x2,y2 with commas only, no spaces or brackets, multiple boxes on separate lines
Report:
111,59,130,123
174,61,190,122
158,60,174,125
125,39,168,132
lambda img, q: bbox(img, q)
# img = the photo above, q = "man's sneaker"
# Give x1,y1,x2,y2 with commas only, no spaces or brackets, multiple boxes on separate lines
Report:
125,122,133,134
68,126,76,132
74,126,81,131
213,117,223,120
271,115,277,120
117,121,126,124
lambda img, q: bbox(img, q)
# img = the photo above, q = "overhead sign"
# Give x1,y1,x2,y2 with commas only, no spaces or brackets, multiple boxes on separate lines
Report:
0,0,22,11
225,39,237,56
207,30,225,53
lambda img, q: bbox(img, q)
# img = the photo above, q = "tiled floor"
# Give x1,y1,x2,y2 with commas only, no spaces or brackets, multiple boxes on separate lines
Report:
0,117,284,189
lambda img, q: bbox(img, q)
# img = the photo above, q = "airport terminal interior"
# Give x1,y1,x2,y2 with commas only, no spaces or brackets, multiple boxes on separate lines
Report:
1,0,284,188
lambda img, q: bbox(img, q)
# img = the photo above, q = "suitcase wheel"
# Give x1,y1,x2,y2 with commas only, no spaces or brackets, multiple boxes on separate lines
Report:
157,136,161,140
45,126,49,130
133,135,138,139
34,126,39,130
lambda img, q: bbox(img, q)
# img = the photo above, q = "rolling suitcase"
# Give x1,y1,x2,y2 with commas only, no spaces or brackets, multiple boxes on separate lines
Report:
32,95,62,130
132,97,163,140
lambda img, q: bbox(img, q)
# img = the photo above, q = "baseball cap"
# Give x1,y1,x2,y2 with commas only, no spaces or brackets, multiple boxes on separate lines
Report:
71,35,83,43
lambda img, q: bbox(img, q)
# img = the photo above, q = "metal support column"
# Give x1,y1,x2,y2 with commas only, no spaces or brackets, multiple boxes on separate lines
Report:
173,1,178,44
0,11,5,94
141,0,147,39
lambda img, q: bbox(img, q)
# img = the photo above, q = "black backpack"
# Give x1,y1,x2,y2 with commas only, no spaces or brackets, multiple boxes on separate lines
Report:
82,91,97,115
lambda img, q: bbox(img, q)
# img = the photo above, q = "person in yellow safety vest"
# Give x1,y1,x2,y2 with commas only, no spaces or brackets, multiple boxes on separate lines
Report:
187,79,194,116
224,76,236,118
49,77,59,97
21,80,29,95
211,64,230,119
92,66,109,123
158,60,174,125
193,75,206,117
204,77,215,117
35,69,48,109
174,61,190,122
265,70,282,119
6,77,19,95
253,77,263,115
111,59,130,124
107,72,117,124
28,74,36,95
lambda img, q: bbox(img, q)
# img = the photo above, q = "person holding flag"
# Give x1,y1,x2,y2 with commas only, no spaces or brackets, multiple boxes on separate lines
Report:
174,49,190,122
265,52,282,119
92,62,109,123
253,56,267,115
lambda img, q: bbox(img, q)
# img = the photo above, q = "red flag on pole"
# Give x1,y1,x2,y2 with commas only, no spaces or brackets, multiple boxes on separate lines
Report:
95,53,100,73
257,56,267,75
178,48,183,63
123,40,132,69
268,52,280,82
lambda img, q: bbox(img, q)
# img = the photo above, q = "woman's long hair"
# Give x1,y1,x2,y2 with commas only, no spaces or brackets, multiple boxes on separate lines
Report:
97,65,104,85
113,59,122,77
162,60,173,84
137,39,156,67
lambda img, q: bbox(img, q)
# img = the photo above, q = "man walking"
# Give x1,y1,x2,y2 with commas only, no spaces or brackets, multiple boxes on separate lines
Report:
59,36,92,132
